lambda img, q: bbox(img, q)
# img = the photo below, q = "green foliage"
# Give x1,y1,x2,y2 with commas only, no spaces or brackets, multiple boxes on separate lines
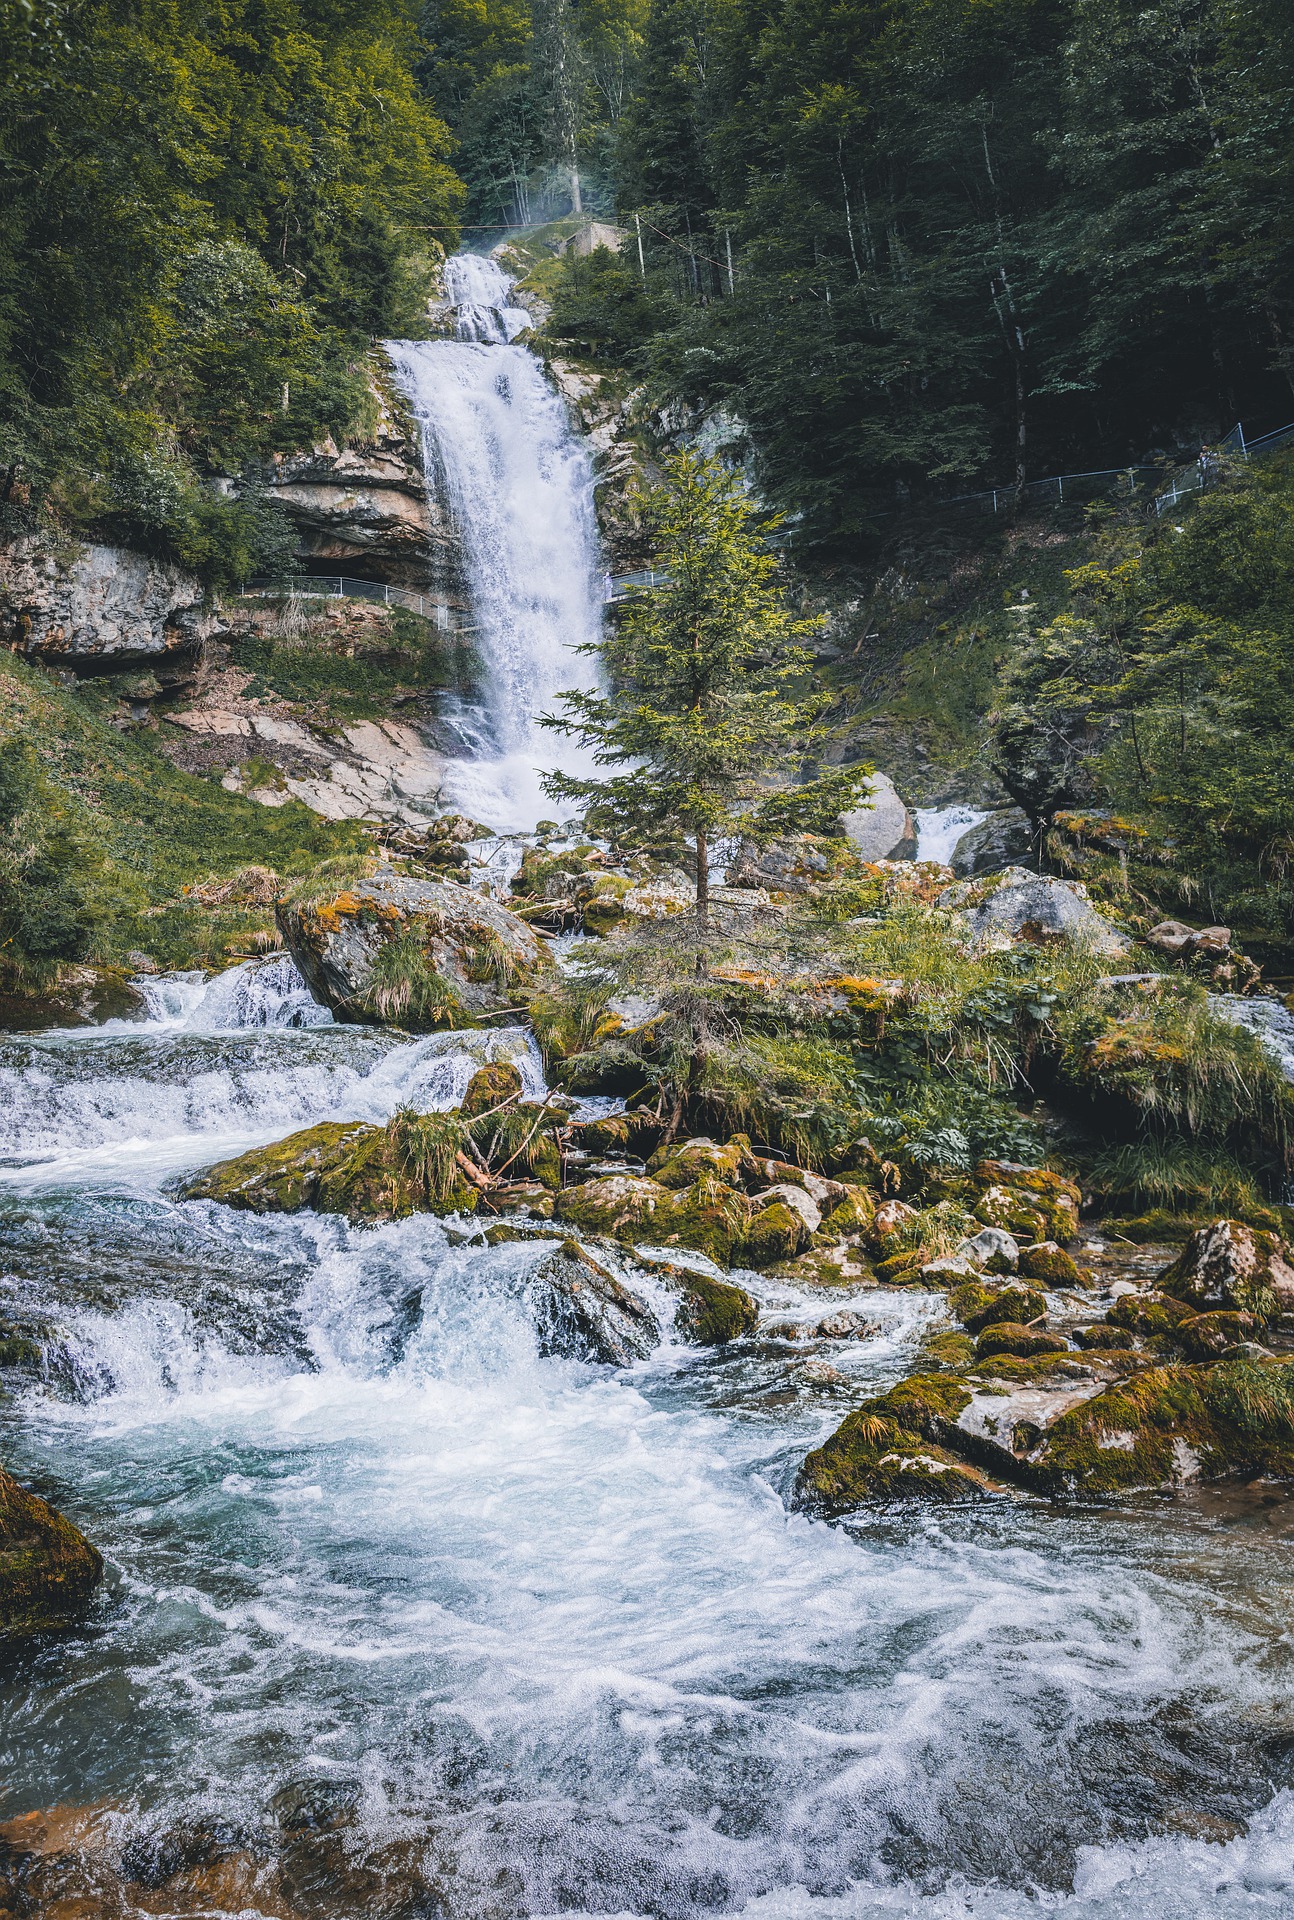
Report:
543,448,823,931
0,739,102,985
387,1108,469,1208
545,244,671,360
0,0,461,579
365,933,465,1027
231,603,460,717
1087,1141,1263,1217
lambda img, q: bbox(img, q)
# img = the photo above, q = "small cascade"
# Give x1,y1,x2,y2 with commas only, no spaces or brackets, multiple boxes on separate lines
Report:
134,954,333,1032
914,803,987,866
387,251,604,833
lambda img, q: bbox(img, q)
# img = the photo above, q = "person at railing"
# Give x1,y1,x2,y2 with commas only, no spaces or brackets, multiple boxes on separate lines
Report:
1198,444,1220,489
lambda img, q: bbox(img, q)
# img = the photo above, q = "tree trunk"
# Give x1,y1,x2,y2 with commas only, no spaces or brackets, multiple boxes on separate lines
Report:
695,827,709,977
570,164,582,216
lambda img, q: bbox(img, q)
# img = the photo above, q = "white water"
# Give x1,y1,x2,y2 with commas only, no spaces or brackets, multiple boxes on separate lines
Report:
3,967,1294,1912
387,252,605,834
914,806,987,867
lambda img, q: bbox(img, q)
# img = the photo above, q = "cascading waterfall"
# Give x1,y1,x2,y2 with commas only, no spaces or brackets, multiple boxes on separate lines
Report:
386,253,605,833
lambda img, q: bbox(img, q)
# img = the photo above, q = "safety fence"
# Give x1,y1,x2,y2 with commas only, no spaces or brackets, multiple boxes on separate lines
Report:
242,576,475,631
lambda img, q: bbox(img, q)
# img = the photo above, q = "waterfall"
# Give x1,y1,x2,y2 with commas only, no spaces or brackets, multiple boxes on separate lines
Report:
386,254,604,834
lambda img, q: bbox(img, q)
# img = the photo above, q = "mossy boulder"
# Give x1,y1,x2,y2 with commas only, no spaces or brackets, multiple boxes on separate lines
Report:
948,1279,1047,1333
528,1241,661,1366
277,872,551,1029
571,1110,663,1157
555,1173,669,1240
973,1185,1048,1243
657,1177,751,1264
974,1322,1069,1360
1018,1241,1082,1286
972,1162,1081,1244
1159,1219,1294,1324
795,1421,996,1512
1,1465,103,1637
1027,1358,1294,1496
180,1118,480,1222
1168,1311,1259,1362
739,1199,809,1268
821,1186,877,1237
1106,1290,1196,1337
1074,1324,1135,1351
647,1134,751,1190
669,1269,760,1344
461,1061,524,1116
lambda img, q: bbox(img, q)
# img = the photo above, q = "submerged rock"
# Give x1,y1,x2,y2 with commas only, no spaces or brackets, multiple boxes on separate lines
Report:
528,1241,661,1366
0,965,148,1034
277,871,550,1028
795,1374,996,1511
0,1465,103,1636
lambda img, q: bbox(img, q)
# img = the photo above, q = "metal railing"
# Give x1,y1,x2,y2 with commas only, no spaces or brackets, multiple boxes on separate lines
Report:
1153,419,1294,515
241,575,475,632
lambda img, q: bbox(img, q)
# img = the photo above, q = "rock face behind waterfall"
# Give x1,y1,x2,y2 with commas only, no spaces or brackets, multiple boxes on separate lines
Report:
0,1465,103,1637
277,871,551,1027
1,532,220,668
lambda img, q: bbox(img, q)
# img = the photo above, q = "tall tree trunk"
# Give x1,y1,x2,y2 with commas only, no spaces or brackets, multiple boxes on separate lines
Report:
695,827,709,976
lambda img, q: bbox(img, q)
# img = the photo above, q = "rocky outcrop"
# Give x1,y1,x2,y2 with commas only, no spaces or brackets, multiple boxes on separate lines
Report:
839,772,917,862
2,533,221,670
249,358,459,591
1,1464,103,1636
938,866,1130,956
276,873,551,1027
950,807,1034,877
179,1118,483,1221
1158,1220,1294,1322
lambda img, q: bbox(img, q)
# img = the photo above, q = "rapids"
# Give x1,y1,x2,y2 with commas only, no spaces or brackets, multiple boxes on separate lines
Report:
2,961,1294,1916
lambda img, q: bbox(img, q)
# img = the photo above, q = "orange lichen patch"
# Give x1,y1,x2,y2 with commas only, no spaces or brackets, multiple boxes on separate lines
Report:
1088,1023,1189,1071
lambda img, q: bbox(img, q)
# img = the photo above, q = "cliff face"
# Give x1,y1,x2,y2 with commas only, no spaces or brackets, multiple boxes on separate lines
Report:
0,535,221,670
251,359,460,592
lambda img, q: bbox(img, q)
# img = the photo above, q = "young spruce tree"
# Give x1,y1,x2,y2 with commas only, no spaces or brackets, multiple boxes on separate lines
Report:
542,449,865,969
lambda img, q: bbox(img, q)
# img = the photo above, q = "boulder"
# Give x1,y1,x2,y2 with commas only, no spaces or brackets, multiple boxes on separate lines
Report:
623,1250,760,1343
1,1465,103,1636
973,1162,1082,1244
949,807,1034,877
277,871,550,1027
974,1323,1068,1360
0,966,148,1034
949,1279,1047,1333
179,1117,481,1221
1158,1220,1294,1323
957,1226,1020,1274
794,1374,995,1512
839,772,917,862
750,1182,823,1238
647,1135,750,1190
1018,1241,1082,1286
938,867,1130,957
1,532,220,668
527,1241,661,1366
555,1174,668,1240
740,1199,811,1266
461,1062,524,1116
725,835,853,895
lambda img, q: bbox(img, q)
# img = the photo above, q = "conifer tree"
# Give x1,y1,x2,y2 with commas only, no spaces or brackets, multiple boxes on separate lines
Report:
543,450,865,966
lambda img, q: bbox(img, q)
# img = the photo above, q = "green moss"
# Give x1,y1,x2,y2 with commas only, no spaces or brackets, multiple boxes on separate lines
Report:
229,603,459,720
975,1322,1069,1359
948,1279,1047,1333
0,1464,103,1637
1106,1291,1195,1337
1018,1242,1082,1286
180,1116,479,1222
796,1419,996,1513
648,1135,751,1190
670,1270,759,1345
461,1062,524,1116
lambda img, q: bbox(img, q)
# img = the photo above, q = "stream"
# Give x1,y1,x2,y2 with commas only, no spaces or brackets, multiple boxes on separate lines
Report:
3,253,1294,1915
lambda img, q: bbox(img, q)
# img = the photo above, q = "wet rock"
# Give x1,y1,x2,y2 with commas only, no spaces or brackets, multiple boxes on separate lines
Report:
958,1226,1020,1274
529,1241,661,1365
179,1118,480,1222
839,772,917,862
740,1198,811,1267
0,1464,103,1636
814,1309,877,1339
795,1374,994,1512
0,965,149,1033
751,1182,822,1238
949,806,1034,877
668,1268,759,1344
461,1060,525,1115
277,870,551,1027
1159,1220,1294,1323
2,532,221,668
938,867,1130,957
973,1161,1082,1244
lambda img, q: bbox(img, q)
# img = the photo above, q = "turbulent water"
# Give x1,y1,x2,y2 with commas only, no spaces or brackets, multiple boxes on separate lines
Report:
386,252,604,834
3,959,1294,1915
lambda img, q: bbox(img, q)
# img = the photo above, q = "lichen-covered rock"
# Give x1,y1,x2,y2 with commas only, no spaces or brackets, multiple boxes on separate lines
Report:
938,867,1130,956
1,1465,103,1636
972,1162,1082,1244
179,1119,480,1221
1018,1241,1082,1286
958,1226,1020,1274
726,834,859,894
1159,1220,1294,1324
820,1186,877,1237
740,1199,810,1268
277,872,550,1028
2,532,220,667
869,1198,918,1248
555,1174,668,1240
461,1062,524,1116
657,1177,751,1264
1168,1311,1259,1362
527,1241,661,1366
974,1322,1069,1360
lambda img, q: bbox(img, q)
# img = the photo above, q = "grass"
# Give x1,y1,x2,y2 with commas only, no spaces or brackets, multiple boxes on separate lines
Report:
229,601,472,720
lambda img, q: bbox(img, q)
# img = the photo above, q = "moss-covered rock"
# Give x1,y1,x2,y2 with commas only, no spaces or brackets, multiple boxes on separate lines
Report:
277,872,551,1029
461,1062,524,1116
1105,1290,1196,1337
875,1248,928,1284
669,1269,760,1344
570,1110,663,1157
972,1162,1081,1244
1028,1358,1294,1496
948,1279,1047,1333
1,1465,103,1637
1074,1324,1135,1350
180,1117,480,1221
821,1186,877,1237
739,1199,808,1268
973,1185,1048,1243
795,1419,996,1512
1159,1219,1294,1324
647,1135,751,1190
974,1322,1069,1360
658,1176,750,1264
555,1173,669,1240
1018,1241,1083,1286
1168,1311,1259,1362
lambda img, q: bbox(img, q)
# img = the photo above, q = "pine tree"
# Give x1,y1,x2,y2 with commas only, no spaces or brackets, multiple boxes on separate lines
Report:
542,449,865,967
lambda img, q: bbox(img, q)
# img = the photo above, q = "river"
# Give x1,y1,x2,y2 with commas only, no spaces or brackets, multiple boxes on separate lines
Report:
2,254,1293,1916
